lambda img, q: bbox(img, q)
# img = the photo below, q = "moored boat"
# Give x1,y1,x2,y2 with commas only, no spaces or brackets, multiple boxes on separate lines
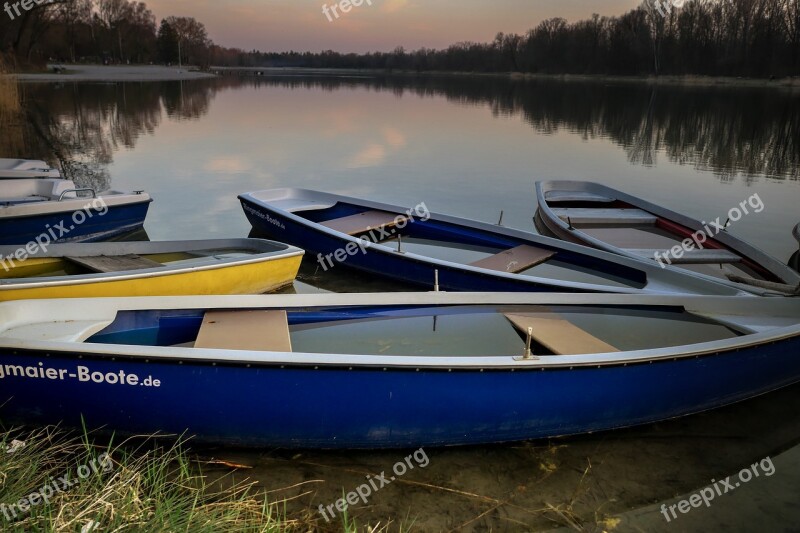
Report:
0,176,152,245
0,239,303,300
791,223,800,273
0,292,798,448
238,188,759,296
0,158,61,179
535,181,800,294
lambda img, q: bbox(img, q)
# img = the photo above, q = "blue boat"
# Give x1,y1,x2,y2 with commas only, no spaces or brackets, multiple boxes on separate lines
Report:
238,188,757,296
0,293,798,448
0,172,151,245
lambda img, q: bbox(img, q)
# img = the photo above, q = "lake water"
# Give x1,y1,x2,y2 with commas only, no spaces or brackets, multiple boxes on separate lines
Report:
11,74,800,531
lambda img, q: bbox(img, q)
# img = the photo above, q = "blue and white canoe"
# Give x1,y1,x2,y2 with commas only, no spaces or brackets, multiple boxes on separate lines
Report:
0,292,798,448
238,188,758,296
0,175,151,245
535,181,800,295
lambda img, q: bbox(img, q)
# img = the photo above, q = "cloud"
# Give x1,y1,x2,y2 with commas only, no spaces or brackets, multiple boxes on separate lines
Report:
205,156,251,175
347,143,387,168
382,127,407,148
382,0,410,13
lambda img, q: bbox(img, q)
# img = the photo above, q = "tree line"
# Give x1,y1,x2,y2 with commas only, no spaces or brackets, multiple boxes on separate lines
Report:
1,0,212,66
2,0,798,77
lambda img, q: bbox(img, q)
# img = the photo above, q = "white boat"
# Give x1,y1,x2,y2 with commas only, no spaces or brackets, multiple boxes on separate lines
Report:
0,175,152,245
0,158,61,179
535,181,800,295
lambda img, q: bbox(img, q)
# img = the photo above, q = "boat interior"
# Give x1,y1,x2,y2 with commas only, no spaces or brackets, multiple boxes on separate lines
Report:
541,189,773,282
0,178,97,206
281,198,652,290
83,304,750,357
0,247,274,281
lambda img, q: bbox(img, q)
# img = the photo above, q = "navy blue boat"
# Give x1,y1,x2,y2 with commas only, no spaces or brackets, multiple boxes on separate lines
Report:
238,188,757,296
0,176,151,245
0,293,798,448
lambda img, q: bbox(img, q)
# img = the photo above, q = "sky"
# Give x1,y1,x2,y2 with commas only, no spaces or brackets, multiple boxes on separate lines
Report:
146,0,642,53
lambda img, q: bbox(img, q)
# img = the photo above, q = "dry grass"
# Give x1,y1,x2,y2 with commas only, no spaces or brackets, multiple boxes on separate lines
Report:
0,426,303,533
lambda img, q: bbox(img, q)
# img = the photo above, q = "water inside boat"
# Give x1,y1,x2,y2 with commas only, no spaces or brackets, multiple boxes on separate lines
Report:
87,305,741,357
0,248,260,280
544,197,769,281
299,202,649,290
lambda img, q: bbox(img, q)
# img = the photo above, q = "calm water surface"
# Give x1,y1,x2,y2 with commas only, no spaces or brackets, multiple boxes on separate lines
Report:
9,75,800,531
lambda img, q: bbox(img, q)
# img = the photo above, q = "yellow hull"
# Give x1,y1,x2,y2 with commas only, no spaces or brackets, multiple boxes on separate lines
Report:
0,255,302,301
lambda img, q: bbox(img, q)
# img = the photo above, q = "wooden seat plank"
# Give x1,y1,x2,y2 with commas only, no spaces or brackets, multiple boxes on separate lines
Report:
470,245,555,273
552,207,657,226
195,310,292,352
505,312,619,355
66,254,163,273
545,191,614,203
320,210,406,236
582,227,680,249
625,248,742,264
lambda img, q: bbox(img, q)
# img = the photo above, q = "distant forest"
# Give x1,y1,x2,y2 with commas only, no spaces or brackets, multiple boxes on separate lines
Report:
1,0,799,77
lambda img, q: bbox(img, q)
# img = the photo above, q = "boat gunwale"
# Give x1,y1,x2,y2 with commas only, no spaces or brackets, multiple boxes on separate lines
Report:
0,190,153,217
1,292,797,369
239,188,750,296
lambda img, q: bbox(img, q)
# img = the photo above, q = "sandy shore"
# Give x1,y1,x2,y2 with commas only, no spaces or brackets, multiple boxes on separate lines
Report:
9,64,216,82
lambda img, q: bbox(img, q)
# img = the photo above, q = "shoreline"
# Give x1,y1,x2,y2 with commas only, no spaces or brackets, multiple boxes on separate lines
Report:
5,64,798,89
212,66,800,89
8,64,216,82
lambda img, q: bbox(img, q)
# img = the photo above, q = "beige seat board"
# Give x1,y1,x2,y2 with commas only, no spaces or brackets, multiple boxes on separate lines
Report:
66,254,164,273
581,227,680,250
470,245,556,273
195,310,292,352
553,207,657,226
504,312,619,355
320,210,406,236
625,248,742,264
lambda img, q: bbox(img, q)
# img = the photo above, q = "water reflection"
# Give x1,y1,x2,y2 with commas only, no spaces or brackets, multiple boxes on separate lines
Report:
8,75,799,192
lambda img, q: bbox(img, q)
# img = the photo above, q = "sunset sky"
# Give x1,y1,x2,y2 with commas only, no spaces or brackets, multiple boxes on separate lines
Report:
146,0,642,53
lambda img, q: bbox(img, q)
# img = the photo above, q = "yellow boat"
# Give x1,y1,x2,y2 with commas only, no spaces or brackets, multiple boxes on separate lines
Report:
0,239,303,300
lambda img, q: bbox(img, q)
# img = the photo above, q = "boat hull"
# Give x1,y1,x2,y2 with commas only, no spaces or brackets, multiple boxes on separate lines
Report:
239,192,746,295
0,198,151,245
1,336,799,448
0,239,303,300
535,181,800,290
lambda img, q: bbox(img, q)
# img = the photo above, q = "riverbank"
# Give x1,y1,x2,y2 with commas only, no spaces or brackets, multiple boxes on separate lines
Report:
211,66,800,89
8,64,216,82
8,64,798,89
